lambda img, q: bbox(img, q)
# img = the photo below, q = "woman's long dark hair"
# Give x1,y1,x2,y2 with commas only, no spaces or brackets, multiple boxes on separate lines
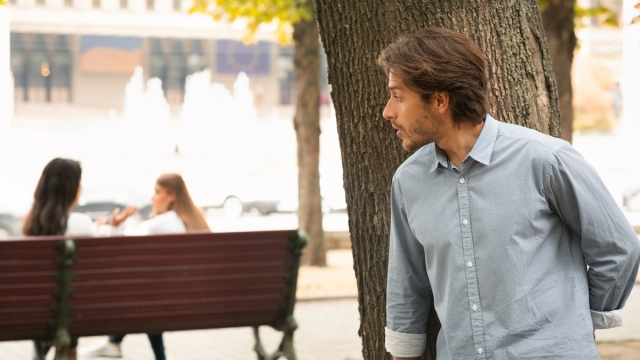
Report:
23,158,82,236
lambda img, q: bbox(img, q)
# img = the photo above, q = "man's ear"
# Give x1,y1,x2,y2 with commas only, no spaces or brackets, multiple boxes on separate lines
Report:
434,91,450,114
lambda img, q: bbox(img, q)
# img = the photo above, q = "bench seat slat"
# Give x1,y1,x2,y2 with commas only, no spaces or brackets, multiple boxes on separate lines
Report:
0,274,57,286
0,325,52,341
68,314,279,337
70,305,281,330
71,263,288,282
0,295,56,308
72,230,293,247
71,295,284,316
0,308,52,321
72,272,286,291
75,241,288,258
72,251,290,270
72,285,286,304
0,262,57,273
0,250,58,261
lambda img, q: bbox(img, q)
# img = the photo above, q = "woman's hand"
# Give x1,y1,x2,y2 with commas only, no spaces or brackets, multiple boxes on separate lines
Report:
110,206,138,227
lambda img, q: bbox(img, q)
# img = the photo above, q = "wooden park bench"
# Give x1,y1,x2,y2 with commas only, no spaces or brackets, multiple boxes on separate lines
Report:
0,229,306,360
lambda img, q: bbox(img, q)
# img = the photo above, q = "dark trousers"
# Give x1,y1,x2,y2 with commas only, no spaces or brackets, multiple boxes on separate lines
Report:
109,333,165,360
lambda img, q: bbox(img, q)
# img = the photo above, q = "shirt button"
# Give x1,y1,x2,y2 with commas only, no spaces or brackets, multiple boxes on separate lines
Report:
462,218,469,225
459,178,466,184
477,347,483,354
467,261,473,268
472,304,478,311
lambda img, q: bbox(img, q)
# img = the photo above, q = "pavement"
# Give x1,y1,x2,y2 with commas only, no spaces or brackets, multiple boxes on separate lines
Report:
0,299,363,360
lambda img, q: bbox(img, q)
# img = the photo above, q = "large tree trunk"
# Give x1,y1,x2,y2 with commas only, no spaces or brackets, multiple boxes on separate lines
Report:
293,18,326,267
314,1,560,359
541,0,576,143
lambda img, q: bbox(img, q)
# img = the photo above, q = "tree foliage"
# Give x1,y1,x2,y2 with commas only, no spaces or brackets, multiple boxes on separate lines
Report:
0,0,6,6
538,0,618,28
190,0,314,43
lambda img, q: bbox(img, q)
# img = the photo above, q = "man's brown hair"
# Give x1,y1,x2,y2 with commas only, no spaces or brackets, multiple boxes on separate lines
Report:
378,27,489,126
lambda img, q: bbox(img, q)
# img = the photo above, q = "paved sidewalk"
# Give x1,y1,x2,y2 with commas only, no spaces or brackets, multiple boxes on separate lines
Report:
0,299,363,360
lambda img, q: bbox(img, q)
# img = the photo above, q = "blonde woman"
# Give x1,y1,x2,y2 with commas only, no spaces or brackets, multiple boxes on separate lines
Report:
82,173,209,360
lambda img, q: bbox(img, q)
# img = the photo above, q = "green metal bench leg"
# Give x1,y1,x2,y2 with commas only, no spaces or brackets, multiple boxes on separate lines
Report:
280,315,298,360
53,328,71,360
253,316,298,360
53,239,76,360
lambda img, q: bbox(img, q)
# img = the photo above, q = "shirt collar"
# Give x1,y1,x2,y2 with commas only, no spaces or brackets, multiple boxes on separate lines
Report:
428,114,498,173
429,145,451,174
467,114,499,166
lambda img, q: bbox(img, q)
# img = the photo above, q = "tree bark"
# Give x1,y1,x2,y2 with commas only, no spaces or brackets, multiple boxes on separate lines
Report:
314,1,560,359
541,0,576,143
293,18,326,267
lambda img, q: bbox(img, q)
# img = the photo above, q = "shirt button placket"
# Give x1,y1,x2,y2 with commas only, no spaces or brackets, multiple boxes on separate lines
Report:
457,173,487,359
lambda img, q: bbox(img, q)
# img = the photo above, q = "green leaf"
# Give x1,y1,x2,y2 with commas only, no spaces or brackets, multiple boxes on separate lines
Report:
575,3,619,28
190,0,313,44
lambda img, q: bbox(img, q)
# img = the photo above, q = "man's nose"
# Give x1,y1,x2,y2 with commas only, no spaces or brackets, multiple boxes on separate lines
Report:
383,99,395,121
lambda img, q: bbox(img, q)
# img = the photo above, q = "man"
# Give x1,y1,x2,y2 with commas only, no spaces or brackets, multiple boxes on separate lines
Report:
380,27,640,359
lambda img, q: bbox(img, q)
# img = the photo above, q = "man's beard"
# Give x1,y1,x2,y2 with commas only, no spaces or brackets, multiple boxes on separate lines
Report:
401,110,441,152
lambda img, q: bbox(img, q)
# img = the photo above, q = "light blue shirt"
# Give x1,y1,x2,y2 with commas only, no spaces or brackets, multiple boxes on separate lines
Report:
385,115,640,359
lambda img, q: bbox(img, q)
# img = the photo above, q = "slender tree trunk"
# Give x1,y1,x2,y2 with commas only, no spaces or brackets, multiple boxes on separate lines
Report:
541,0,576,143
293,18,325,267
314,1,560,359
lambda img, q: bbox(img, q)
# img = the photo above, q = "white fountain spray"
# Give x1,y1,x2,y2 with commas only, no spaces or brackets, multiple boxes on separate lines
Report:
122,67,175,156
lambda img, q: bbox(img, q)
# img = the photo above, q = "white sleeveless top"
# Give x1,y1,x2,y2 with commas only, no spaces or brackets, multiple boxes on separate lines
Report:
65,210,186,236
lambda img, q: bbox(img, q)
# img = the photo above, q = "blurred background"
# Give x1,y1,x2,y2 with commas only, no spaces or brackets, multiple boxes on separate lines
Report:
0,0,349,239
0,0,638,257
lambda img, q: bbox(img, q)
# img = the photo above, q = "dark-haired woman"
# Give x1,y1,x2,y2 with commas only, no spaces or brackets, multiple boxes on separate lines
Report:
24,158,135,360
81,173,210,360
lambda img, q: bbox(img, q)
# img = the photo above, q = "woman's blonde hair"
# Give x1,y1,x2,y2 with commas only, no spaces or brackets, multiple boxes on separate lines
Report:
156,173,210,231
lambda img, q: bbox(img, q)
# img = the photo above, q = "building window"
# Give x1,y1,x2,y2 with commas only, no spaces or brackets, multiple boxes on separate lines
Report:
92,0,100,8
120,0,127,9
173,0,180,11
146,0,154,10
51,35,73,104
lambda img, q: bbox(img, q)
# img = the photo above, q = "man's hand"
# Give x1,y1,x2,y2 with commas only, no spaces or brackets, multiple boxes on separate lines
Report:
110,206,137,227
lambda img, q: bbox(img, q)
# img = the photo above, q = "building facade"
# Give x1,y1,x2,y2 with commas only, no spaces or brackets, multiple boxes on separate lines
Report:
7,0,328,113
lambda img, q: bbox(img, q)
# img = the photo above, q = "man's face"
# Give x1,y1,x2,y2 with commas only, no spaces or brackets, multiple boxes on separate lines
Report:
383,72,441,152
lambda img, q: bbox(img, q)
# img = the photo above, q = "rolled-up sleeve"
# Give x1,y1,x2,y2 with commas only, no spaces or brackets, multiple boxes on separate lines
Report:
545,145,640,329
386,178,431,357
